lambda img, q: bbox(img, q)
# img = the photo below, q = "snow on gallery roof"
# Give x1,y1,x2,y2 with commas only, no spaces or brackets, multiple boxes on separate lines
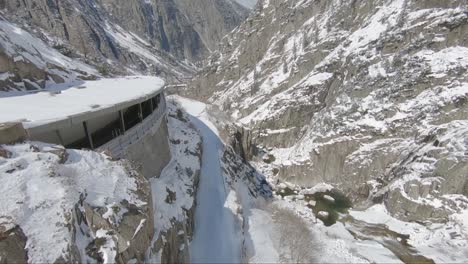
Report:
0,76,165,130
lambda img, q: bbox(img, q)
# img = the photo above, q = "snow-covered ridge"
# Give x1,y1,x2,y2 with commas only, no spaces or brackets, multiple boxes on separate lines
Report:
103,23,192,79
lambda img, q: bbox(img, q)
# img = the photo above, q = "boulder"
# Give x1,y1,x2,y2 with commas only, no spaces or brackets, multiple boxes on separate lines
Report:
0,224,28,264
0,146,11,158
317,211,330,220
0,123,27,145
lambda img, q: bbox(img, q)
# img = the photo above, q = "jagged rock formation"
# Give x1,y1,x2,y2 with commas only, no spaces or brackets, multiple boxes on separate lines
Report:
0,0,248,91
188,0,468,222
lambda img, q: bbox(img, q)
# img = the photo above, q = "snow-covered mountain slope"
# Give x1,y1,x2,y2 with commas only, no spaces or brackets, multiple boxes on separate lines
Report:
0,17,98,91
0,0,248,91
0,142,153,263
188,0,468,223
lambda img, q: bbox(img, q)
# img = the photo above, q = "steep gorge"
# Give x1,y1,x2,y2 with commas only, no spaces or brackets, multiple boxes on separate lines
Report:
2,0,468,262
188,0,468,225
0,1,253,262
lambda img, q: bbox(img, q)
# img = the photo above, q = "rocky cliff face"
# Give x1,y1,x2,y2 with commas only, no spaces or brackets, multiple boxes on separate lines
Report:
188,0,468,223
146,100,202,263
0,0,248,91
94,0,248,61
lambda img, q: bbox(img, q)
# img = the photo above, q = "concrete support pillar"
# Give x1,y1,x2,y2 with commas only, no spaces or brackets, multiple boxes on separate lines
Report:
119,110,126,134
138,103,143,122
55,130,65,146
149,98,154,112
83,121,94,149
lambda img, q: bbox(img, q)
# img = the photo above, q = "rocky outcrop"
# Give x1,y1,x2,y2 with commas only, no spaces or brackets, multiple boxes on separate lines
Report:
0,142,155,263
188,0,468,222
76,176,154,263
0,224,28,264
222,141,273,198
0,123,27,144
0,50,46,90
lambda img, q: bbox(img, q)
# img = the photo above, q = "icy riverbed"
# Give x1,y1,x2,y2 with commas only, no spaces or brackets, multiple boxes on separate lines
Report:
175,97,242,263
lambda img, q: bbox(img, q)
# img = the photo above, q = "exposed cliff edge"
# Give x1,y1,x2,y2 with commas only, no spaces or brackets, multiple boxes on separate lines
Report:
146,100,202,263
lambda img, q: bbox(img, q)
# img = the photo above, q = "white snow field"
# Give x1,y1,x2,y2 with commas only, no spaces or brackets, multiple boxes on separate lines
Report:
175,97,242,263
0,76,164,128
